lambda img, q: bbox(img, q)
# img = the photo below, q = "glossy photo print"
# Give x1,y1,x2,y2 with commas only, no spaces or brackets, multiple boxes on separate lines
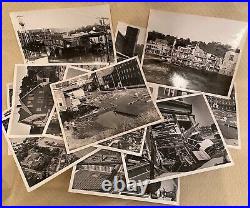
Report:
10,5,116,64
8,65,66,137
123,94,233,183
142,10,247,98
5,135,97,192
51,57,163,153
152,84,241,149
69,149,180,205
115,21,146,63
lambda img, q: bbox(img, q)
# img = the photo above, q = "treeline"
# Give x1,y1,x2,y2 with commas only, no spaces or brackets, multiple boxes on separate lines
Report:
147,31,239,58
69,23,111,35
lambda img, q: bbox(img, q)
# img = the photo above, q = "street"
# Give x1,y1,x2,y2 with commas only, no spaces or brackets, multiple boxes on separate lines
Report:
143,58,233,96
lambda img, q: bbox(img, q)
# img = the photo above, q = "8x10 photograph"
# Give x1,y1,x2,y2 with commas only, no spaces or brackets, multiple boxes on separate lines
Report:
51,57,163,153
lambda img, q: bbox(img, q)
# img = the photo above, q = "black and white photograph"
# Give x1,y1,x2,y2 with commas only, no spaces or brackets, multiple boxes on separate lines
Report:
42,107,63,140
123,94,233,183
7,82,13,108
142,10,247,97
95,128,147,156
71,64,107,72
206,86,240,148
115,22,146,62
51,57,163,153
154,85,240,149
6,135,97,192
148,83,193,101
42,65,97,139
2,109,13,156
69,149,179,205
10,5,116,64
8,65,66,137
2,109,11,139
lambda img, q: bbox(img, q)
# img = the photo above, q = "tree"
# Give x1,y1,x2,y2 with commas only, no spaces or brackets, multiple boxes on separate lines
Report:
147,31,166,42
19,68,39,98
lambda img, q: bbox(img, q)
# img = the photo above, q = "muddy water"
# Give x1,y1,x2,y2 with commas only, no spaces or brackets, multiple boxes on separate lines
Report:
96,111,133,129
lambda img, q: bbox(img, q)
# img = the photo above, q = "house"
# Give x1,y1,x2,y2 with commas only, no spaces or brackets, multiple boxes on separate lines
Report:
18,67,62,131
219,49,240,76
146,39,171,57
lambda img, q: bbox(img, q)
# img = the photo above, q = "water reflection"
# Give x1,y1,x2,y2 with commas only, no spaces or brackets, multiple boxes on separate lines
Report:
171,73,189,89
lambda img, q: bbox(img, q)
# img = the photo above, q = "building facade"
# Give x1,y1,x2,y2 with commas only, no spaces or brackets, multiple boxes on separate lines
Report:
98,59,145,89
219,50,240,76
18,66,63,132
146,38,239,76
116,26,140,57
146,39,171,58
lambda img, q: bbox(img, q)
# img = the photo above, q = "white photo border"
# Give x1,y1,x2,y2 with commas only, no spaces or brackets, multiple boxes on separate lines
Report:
122,93,234,184
50,56,164,154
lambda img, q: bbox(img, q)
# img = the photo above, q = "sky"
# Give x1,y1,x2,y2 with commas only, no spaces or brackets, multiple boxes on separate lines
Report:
11,5,111,32
117,21,146,45
148,10,247,49
183,95,214,126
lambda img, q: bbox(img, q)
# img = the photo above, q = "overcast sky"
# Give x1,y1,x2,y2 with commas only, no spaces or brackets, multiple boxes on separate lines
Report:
148,10,247,49
11,5,110,31
183,95,214,126
117,21,146,45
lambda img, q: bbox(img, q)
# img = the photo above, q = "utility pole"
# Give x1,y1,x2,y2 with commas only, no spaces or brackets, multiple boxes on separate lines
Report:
97,17,110,63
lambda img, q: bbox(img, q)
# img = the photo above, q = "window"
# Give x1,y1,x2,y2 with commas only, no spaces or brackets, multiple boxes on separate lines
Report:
229,55,234,61
27,95,34,101
36,108,42,112
27,104,33,108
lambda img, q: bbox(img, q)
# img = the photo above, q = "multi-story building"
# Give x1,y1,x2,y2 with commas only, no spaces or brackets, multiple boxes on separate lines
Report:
53,79,88,112
205,53,223,72
98,58,145,89
18,66,62,132
116,26,139,57
206,94,236,112
146,39,171,58
146,38,238,75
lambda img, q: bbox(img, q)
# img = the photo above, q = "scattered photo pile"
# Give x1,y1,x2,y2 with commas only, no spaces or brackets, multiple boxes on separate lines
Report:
123,94,233,183
69,149,180,205
149,84,240,149
51,57,162,153
2,5,246,205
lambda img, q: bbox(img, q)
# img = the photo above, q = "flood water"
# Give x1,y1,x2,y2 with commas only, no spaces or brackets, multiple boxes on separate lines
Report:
96,111,133,129
143,60,233,96
49,52,115,63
